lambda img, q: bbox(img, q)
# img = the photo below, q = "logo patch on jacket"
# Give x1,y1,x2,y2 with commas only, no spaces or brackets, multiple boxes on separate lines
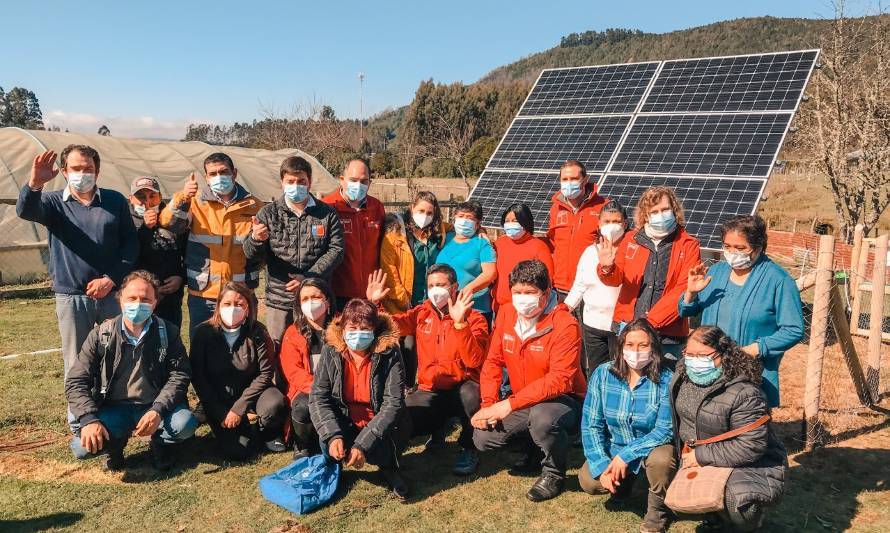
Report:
311,224,326,238
626,242,639,259
556,211,568,226
529,341,545,352
503,334,516,354
341,218,353,234
422,317,433,335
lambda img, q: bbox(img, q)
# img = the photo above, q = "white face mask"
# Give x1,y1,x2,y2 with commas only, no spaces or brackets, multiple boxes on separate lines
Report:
412,211,433,229
427,286,451,309
67,172,96,193
622,349,653,370
724,250,754,270
219,305,246,328
300,298,327,321
600,222,625,243
512,293,542,318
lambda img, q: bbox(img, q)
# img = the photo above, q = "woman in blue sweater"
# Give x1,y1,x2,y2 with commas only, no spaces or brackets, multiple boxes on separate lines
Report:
678,215,804,408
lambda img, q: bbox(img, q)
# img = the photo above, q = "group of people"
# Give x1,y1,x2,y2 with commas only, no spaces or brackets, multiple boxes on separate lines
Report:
17,146,805,532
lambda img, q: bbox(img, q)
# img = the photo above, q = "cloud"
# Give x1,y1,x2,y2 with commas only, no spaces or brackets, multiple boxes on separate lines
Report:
43,110,208,140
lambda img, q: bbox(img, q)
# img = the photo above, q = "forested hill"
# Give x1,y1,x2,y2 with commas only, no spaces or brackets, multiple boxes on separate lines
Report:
478,17,829,85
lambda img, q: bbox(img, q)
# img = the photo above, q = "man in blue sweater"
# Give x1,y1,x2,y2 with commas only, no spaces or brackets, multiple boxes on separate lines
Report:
16,145,139,431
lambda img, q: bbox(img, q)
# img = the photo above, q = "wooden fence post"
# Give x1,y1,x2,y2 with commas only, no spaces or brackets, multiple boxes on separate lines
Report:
866,233,889,403
850,229,870,332
850,224,865,294
804,234,834,450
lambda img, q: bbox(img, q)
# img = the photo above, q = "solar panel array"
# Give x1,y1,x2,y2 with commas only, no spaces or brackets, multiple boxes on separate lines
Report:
469,50,818,249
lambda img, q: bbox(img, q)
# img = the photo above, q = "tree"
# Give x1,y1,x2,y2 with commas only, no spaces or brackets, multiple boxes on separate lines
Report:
370,150,396,176
3,87,43,129
795,4,890,239
464,136,499,177
97,125,111,136
0,86,8,126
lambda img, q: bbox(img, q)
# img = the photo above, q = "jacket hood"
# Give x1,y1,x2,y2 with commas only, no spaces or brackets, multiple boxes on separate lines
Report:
325,311,401,355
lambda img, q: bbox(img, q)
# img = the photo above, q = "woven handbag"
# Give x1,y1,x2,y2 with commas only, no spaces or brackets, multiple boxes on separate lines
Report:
665,415,770,514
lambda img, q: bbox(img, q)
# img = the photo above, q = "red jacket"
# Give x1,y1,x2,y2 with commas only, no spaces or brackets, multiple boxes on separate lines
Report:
391,300,489,391
480,303,586,410
322,190,385,299
278,324,314,401
597,228,701,337
492,234,554,311
546,186,608,291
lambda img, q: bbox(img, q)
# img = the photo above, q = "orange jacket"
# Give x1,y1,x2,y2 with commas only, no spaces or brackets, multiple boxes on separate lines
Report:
546,186,608,291
278,324,314,401
391,300,489,391
492,234,554,310
160,184,262,300
597,228,701,338
480,303,586,410
322,190,385,299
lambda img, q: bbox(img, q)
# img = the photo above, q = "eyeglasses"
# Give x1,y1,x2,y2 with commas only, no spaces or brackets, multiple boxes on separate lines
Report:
681,350,717,360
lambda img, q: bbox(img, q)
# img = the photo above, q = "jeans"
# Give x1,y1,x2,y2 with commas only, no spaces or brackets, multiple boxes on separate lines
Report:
70,403,197,459
187,294,216,339
56,292,120,431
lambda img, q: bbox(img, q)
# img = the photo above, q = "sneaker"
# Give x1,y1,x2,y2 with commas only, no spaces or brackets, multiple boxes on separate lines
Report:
508,447,544,476
265,438,287,453
150,440,175,471
292,448,312,461
452,447,479,476
526,473,564,502
380,468,410,501
104,448,125,472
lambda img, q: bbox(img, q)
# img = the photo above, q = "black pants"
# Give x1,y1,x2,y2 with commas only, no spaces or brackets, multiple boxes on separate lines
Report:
154,292,184,329
325,409,412,470
406,381,480,449
472,395,580,478
290,392,318,453
581,323,615,378
209,387,288,460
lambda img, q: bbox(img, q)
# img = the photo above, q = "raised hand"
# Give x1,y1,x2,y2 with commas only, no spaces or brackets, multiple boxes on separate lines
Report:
365,269,390,303
598,237,617,268
250,216,269,241
29,150,59,189
687,262,712,295
448,289,473,324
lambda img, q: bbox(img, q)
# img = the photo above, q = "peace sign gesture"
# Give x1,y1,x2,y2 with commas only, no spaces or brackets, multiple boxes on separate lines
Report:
448,289,473,324
29,150,59,189
687,262,712,295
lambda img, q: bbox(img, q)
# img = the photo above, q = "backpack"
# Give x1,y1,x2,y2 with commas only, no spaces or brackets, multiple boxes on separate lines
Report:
97,317,168,397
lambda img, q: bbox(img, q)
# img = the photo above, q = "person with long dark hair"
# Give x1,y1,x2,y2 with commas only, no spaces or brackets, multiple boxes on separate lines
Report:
579,318,675,532
492,203,554,313
278,278,337,459
670,326,787,531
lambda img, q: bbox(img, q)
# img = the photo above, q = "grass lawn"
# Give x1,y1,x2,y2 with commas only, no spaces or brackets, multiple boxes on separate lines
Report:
1,296,889,532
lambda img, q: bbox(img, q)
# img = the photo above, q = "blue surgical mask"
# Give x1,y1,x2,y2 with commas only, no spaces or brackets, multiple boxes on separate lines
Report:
344,181,369,202
123,302,153,324
67,172,96,193
134,204,146,217
647,210,677,234
284,183,309,203
454,217,477,237
209,174,235,195
685,355,724,386
503,222,525,240
560,180,582,200
344,330,375,351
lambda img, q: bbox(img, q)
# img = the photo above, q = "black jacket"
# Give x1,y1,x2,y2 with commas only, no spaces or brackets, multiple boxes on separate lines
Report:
189,321,276,423
131,201,187,299
65,316,191,426
308,313,404,453
243,196,344,311
670,361,787,512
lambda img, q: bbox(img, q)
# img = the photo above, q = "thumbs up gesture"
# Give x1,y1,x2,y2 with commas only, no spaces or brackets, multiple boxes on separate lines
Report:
182,172,199,199
251,215,269,242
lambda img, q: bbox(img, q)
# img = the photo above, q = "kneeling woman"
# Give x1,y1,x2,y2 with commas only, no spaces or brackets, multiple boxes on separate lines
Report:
580,319,676,533
190,282,289,460
309,299,411,500
671,326,787,531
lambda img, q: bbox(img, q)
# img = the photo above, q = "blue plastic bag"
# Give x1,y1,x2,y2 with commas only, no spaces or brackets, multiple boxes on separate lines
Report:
259,454,341,515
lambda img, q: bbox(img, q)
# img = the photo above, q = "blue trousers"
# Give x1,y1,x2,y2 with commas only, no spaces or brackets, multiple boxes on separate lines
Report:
70,403,197,459
187,294,216,340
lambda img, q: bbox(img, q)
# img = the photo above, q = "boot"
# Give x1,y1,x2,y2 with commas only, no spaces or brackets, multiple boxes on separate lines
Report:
640,490,672,532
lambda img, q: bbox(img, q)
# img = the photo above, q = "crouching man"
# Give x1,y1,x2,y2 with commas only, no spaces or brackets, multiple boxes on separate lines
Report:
65,270,198,471
472,259,587,502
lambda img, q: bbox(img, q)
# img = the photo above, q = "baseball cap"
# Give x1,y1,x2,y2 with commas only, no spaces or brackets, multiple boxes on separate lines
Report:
130,176,161,195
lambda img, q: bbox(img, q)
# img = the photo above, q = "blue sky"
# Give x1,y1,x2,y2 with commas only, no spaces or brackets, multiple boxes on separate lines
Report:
1,0,857,138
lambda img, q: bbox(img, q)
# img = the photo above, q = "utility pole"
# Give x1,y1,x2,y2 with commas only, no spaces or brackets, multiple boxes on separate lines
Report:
358,72,365,145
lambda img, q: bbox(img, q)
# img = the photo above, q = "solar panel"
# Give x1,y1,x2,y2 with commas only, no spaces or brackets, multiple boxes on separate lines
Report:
642,51,818,113
610,113,791,177
468,50,818,249
518,62,659,116
487,116,630,172
597,175,764,249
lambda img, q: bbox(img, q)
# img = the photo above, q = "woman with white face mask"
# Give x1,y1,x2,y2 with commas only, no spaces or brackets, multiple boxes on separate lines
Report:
190,282,289,460
278,278,336,460
564,200,627,377
579,319,676,533
492,203,554,313
678,215,804,409
378,191,448,315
